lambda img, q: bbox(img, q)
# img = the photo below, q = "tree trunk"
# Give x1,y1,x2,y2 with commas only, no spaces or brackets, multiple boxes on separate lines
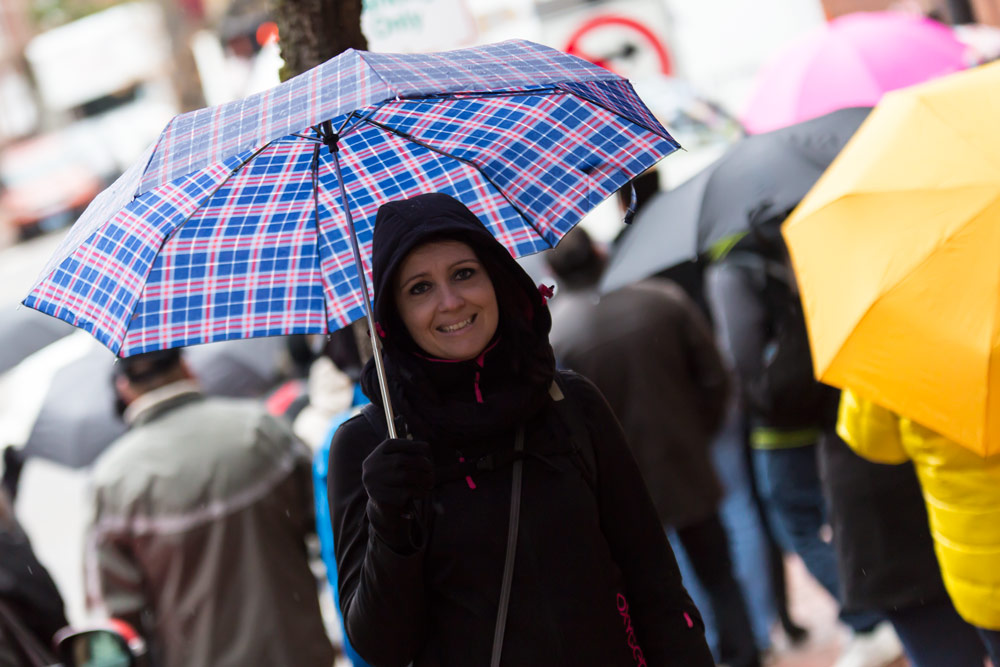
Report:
272,0,368,80
157,0,206,112
946,0,976,21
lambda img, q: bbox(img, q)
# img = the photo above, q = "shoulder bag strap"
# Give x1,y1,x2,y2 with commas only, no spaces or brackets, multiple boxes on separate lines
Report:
490,426,525,667
549,377,597,491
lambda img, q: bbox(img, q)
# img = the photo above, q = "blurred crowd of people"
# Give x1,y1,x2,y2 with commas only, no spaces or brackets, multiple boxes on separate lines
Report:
3,185,997,667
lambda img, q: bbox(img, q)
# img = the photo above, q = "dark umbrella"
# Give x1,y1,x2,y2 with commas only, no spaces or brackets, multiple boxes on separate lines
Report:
600,107,870,293
21,344,126,468
0,307,74,375
19,335,288,468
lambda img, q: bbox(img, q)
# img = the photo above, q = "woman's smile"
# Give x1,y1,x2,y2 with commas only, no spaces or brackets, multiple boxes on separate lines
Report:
437,314,476,334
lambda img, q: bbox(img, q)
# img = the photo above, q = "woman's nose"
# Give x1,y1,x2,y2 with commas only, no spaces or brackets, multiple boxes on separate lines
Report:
438,285,465,310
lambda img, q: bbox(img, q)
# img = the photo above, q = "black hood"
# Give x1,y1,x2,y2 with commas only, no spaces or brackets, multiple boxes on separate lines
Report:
361,192,555,442
369,192,551,344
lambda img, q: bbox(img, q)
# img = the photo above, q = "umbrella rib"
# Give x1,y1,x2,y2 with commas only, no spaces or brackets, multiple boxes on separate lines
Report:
357,116,551,247
336,110,359,136
916,95,1000,176
118,142,274,355
390,87,560,103
338,102,393,140
310,143,334,334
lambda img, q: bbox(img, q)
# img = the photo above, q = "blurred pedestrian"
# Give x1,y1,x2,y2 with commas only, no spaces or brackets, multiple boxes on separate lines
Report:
329,193,713,666
545,227,760,667
618,178,798,651
705,220,903,667
291,332,364,451
820,425,985,667
0,487,67,666
308,330,373,667
839,389,1000,665
86,348,334,667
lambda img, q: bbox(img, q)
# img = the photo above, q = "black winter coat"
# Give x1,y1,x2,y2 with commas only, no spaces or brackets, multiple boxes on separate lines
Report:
330,371,712,667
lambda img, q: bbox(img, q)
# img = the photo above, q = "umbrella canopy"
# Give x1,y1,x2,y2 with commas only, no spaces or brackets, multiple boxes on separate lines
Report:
600,107,868,293
741,11,968,135
22,40,676,359
782,61,1000,456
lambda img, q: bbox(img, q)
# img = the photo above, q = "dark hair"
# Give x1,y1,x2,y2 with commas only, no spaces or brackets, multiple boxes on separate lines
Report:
545,226,602,289
114,348,183,384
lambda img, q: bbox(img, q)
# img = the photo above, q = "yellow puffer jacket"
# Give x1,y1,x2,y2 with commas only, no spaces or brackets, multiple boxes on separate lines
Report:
837,389,1000,630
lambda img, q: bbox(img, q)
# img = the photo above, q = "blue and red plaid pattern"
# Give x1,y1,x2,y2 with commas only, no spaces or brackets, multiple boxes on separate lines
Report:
25,39,679,356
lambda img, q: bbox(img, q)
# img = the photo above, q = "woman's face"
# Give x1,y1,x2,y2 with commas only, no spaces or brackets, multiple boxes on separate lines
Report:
394,240,499,361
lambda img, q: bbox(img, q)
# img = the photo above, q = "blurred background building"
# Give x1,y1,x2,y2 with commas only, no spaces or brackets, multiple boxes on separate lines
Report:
0,0,998,244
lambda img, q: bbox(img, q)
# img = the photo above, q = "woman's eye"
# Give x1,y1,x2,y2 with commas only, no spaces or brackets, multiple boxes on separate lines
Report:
454,267,475,281
409,281,431,295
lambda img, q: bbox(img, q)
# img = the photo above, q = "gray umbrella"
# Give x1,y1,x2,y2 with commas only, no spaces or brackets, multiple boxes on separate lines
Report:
21,344,126,467
599,169,708,293
20,336,289,468
0,307,74,375
600,107,871,293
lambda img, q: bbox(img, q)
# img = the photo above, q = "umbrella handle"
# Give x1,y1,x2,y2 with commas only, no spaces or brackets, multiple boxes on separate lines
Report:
328,133,398,439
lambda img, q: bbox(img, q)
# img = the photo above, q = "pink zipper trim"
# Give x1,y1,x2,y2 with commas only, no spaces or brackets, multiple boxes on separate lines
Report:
458,455,476,489
414,337,500,364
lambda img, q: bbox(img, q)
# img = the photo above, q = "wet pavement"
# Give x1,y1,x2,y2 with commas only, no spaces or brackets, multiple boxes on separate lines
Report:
768,556,909,667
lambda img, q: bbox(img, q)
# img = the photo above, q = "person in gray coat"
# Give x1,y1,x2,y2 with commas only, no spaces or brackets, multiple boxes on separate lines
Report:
87,348,334,667
546,227,760,667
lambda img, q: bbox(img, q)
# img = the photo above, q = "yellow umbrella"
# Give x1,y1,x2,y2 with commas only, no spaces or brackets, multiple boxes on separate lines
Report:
782,60,1000,456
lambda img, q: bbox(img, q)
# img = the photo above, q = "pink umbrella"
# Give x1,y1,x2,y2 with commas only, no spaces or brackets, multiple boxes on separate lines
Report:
740,11,969,134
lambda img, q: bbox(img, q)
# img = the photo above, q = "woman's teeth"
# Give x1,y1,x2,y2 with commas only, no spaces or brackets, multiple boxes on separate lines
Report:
439,317,473,333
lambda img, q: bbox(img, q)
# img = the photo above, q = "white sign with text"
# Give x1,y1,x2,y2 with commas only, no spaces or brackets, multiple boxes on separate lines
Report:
363,0,477,52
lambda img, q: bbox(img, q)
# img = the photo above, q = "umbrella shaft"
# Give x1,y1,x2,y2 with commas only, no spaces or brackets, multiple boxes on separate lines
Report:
331,147,398,439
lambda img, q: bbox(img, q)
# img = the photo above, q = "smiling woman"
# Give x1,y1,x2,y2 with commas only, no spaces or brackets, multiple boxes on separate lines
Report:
327,192,714,667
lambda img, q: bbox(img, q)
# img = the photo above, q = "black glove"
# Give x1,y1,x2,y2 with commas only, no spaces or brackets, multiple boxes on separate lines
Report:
362,438,434,552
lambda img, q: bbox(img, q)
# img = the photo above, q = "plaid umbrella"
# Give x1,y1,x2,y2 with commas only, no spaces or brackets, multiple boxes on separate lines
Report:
22,40,677,430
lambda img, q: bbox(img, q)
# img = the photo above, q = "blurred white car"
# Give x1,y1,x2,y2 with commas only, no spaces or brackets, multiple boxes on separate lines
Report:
0,131,105,238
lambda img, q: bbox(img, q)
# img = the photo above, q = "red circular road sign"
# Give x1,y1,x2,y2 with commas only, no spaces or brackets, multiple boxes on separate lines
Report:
564,15,672,76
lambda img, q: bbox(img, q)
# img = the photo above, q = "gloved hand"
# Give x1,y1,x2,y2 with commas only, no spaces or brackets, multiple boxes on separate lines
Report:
362,438,434,552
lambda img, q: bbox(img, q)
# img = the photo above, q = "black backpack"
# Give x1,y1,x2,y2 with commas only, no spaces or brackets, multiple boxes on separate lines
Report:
743,257,839,430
